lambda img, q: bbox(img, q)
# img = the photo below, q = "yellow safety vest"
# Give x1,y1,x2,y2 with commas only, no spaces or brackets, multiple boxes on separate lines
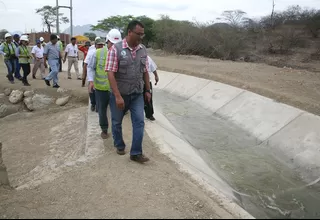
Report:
18,45,31,64
2,42,16,60
94,47,110,91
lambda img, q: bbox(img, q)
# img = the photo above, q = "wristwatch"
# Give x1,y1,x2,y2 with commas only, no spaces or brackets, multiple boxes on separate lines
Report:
145,90,151,93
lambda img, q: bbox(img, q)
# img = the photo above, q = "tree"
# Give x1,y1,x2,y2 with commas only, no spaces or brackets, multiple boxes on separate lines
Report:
135,16,155,46
217,10,249,28
0,29,8,40
84,32,97,41
92,15,156,45
91,15,135,34
35,5,69,34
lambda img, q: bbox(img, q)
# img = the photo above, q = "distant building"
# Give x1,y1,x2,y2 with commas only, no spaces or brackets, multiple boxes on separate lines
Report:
26,32,70,46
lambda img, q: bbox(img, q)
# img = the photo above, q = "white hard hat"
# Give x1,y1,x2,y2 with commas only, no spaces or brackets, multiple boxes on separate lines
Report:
57,35,60,39
20,35,29,42
40,37,44,41
106,29,122,44
4,33,12,39
95,36,101,41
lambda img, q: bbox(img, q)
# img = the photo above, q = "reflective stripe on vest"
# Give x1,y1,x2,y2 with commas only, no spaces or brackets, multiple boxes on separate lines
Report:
18,45,30,64
94,47,110,91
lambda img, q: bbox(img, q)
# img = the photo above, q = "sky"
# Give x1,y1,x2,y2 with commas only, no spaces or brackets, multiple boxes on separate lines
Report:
0,0,319,33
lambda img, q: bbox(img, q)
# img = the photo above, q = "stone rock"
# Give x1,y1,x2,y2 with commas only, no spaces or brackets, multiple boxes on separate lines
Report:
57,88,68,93
23,97,34,111
24,90,34,97
32,94,54,110
9,90,24,104
0,104,20,118
4,88,12,96
56,96,70,106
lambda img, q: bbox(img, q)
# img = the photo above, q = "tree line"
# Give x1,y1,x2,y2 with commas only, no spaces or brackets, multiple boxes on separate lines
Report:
89,5,320,61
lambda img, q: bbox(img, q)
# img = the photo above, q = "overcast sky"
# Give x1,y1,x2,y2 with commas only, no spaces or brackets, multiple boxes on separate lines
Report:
0,0,319,33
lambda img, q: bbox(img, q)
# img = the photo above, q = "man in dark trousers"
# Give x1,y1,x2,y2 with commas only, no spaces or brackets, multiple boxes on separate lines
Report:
144,55,159,121
106,20,151,164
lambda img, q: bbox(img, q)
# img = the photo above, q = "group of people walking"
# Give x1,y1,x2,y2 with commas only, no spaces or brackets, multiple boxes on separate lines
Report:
1,19,159,163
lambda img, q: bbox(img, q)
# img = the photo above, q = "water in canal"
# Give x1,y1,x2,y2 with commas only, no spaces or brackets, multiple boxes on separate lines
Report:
153,90,320,219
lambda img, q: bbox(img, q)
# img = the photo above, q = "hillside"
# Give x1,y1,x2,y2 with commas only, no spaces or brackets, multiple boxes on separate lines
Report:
63,24,106,37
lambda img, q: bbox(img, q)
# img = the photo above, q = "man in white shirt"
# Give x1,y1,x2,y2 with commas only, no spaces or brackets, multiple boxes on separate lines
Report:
144,55,159,121
63,37,81,80
83,38,103,112
31,39,45,79
88,37,100,53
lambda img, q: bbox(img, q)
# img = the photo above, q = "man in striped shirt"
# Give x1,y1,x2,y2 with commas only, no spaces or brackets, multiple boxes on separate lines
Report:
106,20,151,164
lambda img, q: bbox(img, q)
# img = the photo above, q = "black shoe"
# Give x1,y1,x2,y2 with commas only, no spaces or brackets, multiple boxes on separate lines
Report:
130,154,150,163
44,79,50,86
91,105,96,112
23,82,31,86
53,84,60,88
117,149,126,155
32,75,36,79
68,77,72,79
147,116,156,121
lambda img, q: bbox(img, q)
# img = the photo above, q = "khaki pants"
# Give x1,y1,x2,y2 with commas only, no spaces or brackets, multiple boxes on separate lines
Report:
67,57,80,78
32,58,45,79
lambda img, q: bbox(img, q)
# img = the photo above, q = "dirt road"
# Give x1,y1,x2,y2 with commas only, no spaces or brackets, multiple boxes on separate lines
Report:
149,50,320,116
0,60,239,219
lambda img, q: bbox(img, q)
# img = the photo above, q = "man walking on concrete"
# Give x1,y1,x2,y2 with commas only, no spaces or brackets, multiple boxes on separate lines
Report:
31,39,45,79
44,34,61,88
87,29,122,139
84,39,102,112
144,55,159,121
106,20,151,163
63,37,81,80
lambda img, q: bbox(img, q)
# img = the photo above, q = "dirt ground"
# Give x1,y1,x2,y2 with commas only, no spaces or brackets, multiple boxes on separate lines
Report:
0,60,238,219
148,50,320,116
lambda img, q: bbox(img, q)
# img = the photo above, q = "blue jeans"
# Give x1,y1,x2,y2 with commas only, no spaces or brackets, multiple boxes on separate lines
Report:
46,59,60,85
14,58,21,79
4,59,16,81
110,93,145,156
95,90,110,132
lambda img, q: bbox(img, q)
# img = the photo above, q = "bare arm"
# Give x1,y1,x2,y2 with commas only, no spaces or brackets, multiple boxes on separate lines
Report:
143,71,150,90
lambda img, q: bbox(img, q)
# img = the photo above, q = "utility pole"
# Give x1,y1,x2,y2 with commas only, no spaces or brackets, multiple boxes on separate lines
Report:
56,0,59,34
70,0,73,37
55,0,73,37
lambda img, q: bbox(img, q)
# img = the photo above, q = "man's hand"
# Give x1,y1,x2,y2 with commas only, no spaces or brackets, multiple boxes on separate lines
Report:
44,63,48,68
63,58,66,63
88,81,94,93
116,95,125,110
155,74,159,85
145,91,151,103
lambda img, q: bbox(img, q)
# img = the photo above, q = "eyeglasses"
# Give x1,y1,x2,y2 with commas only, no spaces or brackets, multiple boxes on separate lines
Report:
132,31,145,39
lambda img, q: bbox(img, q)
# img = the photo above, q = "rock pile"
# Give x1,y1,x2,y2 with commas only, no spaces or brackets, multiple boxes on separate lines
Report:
0,88,71,118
